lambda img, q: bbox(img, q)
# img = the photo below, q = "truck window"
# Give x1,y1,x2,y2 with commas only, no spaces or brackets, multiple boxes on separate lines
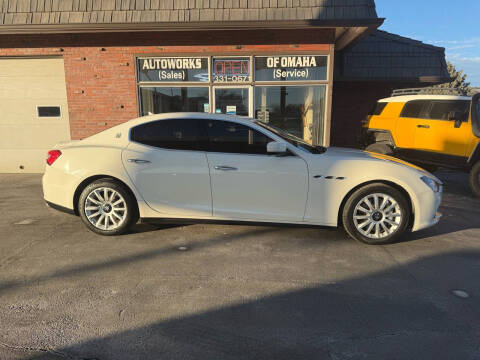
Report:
369,102,387,116
426,100,470,121
400,100,430,119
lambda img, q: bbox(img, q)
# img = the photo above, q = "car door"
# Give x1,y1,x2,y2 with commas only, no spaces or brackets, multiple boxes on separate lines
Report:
205,119,309,222
414,100,471,159
122,118,212,218
396,100,430,148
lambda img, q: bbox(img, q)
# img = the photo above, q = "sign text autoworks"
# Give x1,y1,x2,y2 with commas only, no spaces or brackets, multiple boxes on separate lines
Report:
137,57,209,82
141,58,203,70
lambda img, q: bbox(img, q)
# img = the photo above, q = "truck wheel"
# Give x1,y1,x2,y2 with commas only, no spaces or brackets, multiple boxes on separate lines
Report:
365,143,393,155
470,162,480,198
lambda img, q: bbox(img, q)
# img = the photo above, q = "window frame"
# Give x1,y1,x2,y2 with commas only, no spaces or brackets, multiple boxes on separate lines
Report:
134,52,332,146
472,94,480,137
399,100,431,119
130,118,208,152
253,84,327,146
138,85,211,116
204,118,275,156
369,102,387,116
37,105,62,118
424,100,471,122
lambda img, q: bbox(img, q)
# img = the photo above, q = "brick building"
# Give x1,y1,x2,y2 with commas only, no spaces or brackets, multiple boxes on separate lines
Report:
0,0,448,172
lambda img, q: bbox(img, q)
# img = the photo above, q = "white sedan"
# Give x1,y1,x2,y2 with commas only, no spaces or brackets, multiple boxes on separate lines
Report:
42,113,442,245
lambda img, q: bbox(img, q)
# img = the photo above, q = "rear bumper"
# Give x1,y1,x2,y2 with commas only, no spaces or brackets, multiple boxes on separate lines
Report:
42,167,77,211
45,200,75,215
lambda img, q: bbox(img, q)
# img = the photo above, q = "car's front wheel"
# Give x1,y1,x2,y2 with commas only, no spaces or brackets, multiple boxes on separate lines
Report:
342,183,410,245
78,179,139,235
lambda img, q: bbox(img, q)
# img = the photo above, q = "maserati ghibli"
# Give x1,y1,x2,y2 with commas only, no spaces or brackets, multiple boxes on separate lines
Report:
42,113,442,245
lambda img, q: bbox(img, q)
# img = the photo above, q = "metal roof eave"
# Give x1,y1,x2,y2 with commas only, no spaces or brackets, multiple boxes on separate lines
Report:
0,18,384,35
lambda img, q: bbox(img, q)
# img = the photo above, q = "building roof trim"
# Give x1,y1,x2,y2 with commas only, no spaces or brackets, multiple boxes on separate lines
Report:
0,18,384,34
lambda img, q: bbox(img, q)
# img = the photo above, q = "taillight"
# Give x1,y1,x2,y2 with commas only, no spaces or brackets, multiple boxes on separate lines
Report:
46,150,62,165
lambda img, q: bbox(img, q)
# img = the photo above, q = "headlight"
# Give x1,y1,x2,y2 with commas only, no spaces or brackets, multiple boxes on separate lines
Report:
421,176,441,193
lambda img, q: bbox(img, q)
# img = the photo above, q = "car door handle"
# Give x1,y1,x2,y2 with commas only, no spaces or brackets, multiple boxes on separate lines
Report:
417,124,430,129
214,165,238,171
128,159,151,164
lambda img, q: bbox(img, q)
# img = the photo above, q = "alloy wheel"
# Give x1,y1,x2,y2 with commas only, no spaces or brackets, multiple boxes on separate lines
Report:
352,193,403,239
84,187,127,231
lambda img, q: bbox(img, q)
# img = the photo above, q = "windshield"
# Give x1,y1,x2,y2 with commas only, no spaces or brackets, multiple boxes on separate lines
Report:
254,121,326,154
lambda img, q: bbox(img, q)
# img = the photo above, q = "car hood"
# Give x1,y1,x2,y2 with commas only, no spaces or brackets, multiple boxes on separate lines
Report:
323,147,440,180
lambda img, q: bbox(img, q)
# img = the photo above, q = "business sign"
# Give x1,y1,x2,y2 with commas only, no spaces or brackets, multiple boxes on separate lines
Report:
254,56,328,82
137,57,209,82
213,58,250,83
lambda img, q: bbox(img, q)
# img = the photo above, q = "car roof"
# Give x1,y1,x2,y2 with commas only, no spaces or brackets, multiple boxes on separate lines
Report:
378,95,472,103
127,112,256,127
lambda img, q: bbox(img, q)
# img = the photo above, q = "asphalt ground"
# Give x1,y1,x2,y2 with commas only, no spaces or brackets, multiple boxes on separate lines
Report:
0,171,479,360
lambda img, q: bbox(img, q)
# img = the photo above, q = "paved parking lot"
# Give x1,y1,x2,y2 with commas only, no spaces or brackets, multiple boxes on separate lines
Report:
0,172,479,360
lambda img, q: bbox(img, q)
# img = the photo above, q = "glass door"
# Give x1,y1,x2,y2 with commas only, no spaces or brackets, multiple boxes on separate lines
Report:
213,86,252,117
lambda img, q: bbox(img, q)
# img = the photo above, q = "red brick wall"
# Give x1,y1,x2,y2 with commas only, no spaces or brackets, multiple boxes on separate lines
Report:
0,29,332,140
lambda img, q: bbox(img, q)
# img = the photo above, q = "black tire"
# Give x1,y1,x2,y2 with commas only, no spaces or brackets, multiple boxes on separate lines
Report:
470,161,480,198
78,178,139,236
365,143,394,155
342,183,411,245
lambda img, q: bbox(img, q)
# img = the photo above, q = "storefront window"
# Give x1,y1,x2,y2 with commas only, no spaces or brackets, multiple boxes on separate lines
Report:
254,85,326,144
136,55,330,145
140,87,210,116
214,88,250,116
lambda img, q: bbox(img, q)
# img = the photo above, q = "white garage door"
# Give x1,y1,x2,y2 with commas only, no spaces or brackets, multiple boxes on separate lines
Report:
0,57,71,173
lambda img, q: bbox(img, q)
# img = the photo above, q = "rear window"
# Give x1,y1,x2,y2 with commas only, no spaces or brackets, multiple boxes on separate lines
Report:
369,102,387,116
400,100,429,118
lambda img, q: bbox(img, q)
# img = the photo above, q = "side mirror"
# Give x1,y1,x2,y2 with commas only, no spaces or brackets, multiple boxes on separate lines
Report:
267,141,288,156
448,110,464,128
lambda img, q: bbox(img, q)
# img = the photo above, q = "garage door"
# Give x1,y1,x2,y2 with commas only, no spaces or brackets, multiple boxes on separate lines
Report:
0,57,71,173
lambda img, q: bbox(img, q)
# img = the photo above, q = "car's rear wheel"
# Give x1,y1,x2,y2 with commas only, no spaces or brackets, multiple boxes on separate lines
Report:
365,143,393,155
342,183,410,245
78,179,138,235
470,161,480,198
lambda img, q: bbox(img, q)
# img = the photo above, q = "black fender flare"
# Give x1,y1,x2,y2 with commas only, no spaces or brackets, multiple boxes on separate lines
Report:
468,143,480,167
365,129,396,147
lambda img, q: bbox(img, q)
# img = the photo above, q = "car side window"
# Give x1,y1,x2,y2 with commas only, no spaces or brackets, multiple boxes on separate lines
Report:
206,120,273,155
131,118,207,151
425,100,470,122
399,100,430,119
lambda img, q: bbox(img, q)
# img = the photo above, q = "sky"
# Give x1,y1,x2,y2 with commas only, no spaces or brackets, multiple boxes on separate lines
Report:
374,0,480,86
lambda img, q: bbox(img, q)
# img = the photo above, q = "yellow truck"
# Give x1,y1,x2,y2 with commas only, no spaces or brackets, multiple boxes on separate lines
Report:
362,91,480,197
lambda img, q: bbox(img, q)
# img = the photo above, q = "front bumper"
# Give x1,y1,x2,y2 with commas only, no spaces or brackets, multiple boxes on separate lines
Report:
412,188,443,232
